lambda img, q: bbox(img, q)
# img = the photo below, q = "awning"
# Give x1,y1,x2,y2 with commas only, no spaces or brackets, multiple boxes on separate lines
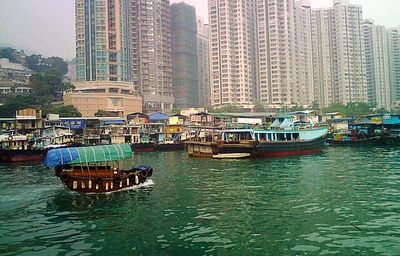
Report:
44,144,132,168
103,120,125,125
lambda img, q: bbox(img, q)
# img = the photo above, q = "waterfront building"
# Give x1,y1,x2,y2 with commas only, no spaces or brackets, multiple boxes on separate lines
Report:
311,0,367,107
64,81,142,117
170,2,199,108
72,0,141,116
363,20,391,110
129,0,174,113
208,0,257,106
197,16,210,107
388,26,400,108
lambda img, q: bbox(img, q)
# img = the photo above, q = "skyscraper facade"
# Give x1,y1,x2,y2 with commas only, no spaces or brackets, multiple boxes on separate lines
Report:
311,0,367,107
208,0,257,106
197,16,210,107
363,20,391,109
311,7,336,108
170,2,199,108
75,0,131,82
388,26,400,106
129,0,174,112
256,0,314,106
71,0,142,116
333,0,367,105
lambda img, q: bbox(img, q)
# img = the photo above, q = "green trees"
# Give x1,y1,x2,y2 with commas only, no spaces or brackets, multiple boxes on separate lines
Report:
0,47,18,63
49,105,82,117
321,102,374,116
26,55,68,74
29,69,72,98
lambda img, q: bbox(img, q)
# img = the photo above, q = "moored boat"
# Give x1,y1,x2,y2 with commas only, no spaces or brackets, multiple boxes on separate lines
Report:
44,144,154,193
0,135,47,162
219,127,328,158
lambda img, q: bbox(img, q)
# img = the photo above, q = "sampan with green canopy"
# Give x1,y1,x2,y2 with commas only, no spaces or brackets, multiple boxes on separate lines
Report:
44,144,132,168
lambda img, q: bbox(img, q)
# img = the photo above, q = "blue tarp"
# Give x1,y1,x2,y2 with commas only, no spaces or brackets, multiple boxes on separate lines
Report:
44,144,132,168
103,120,126,125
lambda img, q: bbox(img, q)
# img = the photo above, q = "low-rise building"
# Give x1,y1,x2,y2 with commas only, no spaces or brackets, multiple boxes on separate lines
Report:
63,81,142,117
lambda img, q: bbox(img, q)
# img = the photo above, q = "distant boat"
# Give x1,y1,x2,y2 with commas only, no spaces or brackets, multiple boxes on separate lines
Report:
0,135,47,162
44,144,154,193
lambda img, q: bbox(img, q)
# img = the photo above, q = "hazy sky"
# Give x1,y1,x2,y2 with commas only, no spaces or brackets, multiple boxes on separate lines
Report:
0,0,399,60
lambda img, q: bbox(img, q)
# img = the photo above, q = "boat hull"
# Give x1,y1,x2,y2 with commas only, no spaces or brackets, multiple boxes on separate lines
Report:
130,143,157,152
0,149,47,162
157,143,184,151
255,137,325,157
57,168,152,193
185,141,218,157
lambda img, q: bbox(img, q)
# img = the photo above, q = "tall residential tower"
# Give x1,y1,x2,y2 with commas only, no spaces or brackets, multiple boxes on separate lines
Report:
129,0,174,112
170,2,199,108
68,0,142,117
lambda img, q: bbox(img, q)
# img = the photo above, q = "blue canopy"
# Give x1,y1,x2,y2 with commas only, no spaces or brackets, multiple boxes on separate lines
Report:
44,144,132,168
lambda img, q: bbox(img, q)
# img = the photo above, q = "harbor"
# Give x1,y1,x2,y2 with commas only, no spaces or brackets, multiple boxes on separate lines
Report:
1,108,400,254
1,148,400,255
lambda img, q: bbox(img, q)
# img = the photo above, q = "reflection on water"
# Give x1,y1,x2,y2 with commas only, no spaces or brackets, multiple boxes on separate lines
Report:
1,147,400,255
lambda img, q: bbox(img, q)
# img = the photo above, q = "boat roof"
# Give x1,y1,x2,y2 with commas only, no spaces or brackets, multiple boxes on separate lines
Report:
44,144,132,168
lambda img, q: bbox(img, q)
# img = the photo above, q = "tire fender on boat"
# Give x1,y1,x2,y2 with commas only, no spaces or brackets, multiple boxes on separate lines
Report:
95,177,103,184
147,168,153,177
114,176,122,184
60,173,69,182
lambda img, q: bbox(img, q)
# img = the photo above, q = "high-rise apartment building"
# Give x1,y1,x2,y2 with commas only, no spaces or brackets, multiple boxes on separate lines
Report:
197,16,210,107
76,0,131,82
311,7,336,108
256,0,314,106
209,0,315,107
363,20,391,109
388,26,400,106
311,0,367,107
334,0,366,104
170,2,199,108
129,0,174,112
71,0,142,116
208,0,257,106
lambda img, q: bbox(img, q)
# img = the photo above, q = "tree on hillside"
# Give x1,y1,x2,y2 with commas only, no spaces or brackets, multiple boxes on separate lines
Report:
26,54,68,75
0,95,41,117
29,69,72,98
0,47,17,63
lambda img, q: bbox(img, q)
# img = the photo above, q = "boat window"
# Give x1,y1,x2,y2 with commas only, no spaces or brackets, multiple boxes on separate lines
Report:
259,133,267,141
277,133,285,141
267,133,272,141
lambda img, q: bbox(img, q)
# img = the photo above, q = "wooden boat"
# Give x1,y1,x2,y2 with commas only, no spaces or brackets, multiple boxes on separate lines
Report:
157,138,184,151
213,153,250,159
44,144,154,193
185,126,220,157
0,135,47,162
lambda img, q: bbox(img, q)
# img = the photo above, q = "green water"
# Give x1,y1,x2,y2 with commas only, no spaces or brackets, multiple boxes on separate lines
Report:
1,147,400,255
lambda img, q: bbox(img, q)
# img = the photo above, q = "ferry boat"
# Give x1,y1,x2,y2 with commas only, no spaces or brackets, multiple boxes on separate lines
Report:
44,144,154,193
216,127,328,158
